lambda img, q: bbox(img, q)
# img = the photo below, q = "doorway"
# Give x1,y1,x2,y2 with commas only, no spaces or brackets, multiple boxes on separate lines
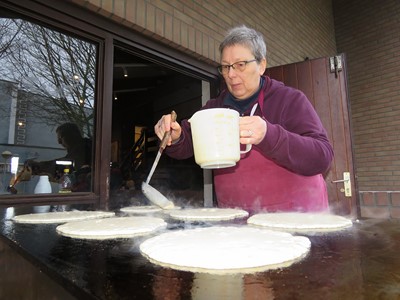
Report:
110,46,205,208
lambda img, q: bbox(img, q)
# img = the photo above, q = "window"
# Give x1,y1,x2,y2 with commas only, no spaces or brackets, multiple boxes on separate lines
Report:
0,14,96,196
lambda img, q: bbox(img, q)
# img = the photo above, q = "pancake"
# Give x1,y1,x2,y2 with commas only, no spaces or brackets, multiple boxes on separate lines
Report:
247,212,353,232
166,208,249,222
140,226,310,274
120,205,162,214
56,216,167,240
12,210,115,224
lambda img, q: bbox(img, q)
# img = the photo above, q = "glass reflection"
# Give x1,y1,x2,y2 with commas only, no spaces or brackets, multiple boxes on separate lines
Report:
0,14,96,195
191,273,275,300
151,268,276,300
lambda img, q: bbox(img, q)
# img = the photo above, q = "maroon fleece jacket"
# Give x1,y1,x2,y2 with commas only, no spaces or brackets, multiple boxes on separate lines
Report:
166,76,334,212
165,77,333,176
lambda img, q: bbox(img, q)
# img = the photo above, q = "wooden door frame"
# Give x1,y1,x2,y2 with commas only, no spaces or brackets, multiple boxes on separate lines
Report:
266,55,359,218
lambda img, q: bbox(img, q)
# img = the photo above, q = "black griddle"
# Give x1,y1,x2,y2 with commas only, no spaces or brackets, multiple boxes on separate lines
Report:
1,207,400,299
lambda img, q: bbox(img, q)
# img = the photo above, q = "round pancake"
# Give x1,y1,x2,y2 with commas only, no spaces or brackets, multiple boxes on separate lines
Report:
166,208,249,222
120,205,162,214
12,211,115,224
247,212,353,232
56,216,167,240
140,226,310,274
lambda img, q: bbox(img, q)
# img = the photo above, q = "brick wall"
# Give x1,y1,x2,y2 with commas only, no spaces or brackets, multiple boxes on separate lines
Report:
360,192,400,219
333,0,400,218
71,0,337,66
68,0,400,219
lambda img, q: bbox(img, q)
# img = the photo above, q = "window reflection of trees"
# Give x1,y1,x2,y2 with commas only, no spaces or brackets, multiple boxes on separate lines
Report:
0,18,95,135
0,16,96,195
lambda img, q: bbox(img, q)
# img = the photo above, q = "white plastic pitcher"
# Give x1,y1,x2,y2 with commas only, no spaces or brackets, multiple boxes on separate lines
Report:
189,108,251,169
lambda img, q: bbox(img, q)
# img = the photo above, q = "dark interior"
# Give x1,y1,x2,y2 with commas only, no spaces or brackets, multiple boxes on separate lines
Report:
110,47,206,207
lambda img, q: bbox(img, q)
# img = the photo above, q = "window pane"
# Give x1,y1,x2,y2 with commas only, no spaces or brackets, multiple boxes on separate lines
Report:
0,15,96,195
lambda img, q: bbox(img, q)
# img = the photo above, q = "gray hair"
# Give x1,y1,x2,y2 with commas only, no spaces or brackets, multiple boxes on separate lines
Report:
219,25,267,62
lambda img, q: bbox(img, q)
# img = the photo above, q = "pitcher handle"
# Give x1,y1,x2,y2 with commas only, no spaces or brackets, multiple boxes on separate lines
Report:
240,144,252,154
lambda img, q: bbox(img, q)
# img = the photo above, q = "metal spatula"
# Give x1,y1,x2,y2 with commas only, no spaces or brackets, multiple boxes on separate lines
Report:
142,111,177,209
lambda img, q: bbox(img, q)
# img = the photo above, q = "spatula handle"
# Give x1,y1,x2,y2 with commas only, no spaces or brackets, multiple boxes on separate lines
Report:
160,110,177,150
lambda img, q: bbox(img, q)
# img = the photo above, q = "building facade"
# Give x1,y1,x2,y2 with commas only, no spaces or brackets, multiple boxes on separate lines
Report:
1,0,399,218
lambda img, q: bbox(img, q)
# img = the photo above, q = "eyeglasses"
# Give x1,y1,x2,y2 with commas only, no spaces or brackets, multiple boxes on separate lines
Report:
217,59,257,75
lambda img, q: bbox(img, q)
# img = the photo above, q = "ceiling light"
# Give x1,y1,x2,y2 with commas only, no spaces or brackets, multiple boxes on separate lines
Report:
56,160,73,166
11,156,19,174
123,67,128,77
2,151,12,160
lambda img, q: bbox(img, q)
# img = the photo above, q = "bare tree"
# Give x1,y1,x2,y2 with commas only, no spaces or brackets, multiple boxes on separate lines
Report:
0,19,95,137
0,19,22,60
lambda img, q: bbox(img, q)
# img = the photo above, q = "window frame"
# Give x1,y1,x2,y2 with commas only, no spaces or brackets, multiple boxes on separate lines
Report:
0,0,218,209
